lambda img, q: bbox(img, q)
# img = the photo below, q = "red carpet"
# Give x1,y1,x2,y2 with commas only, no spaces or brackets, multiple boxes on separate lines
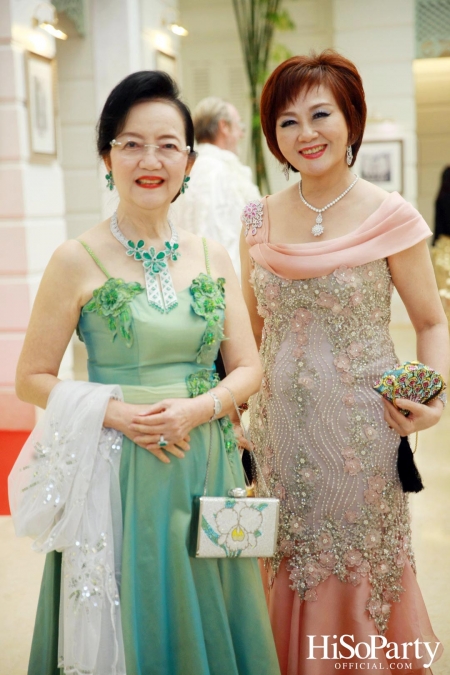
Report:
0,430,30,515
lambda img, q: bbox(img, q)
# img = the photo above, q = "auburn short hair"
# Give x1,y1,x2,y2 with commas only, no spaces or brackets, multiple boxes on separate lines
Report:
260,50,367,170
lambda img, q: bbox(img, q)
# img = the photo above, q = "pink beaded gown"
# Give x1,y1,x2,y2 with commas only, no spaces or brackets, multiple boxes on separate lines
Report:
242,193,442,674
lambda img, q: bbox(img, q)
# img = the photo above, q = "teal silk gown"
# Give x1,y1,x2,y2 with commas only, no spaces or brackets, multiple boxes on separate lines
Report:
28,241,280,675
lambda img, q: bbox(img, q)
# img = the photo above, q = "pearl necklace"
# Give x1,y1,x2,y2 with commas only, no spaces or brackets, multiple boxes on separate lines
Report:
298,175,359,237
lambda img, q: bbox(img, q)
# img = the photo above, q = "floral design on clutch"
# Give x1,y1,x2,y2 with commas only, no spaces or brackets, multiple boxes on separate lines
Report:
373,361,445,415
82,278,144,347
201,499,268,557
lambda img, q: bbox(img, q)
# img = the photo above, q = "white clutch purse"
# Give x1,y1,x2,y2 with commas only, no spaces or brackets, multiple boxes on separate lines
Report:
193,387,279,559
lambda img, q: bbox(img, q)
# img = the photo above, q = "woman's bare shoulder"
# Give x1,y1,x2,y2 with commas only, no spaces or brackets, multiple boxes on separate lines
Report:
202,237,238,281
266,183,303,217
356,178,391,207
48,219,110,276
266,184,296,208
201,236,229,265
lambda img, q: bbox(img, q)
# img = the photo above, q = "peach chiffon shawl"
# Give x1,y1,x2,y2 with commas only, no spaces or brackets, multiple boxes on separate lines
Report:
246,192,432,279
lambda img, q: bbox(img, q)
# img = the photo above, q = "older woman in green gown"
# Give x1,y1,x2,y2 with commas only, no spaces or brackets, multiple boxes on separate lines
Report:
15,71,280,675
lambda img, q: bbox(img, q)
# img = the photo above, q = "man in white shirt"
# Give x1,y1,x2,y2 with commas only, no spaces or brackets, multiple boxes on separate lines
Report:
171,97,260,276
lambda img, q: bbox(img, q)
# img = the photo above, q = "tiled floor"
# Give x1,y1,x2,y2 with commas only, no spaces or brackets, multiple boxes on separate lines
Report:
1,325,449,674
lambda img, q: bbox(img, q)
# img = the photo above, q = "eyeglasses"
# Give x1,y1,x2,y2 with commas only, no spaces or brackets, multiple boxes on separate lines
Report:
110,139,194,162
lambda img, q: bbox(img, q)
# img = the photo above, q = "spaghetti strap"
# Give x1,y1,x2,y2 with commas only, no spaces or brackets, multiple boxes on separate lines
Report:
78,240,111,279
202,237,211,276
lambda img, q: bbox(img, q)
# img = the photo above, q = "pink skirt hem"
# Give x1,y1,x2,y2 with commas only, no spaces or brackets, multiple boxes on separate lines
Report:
260,559,442,675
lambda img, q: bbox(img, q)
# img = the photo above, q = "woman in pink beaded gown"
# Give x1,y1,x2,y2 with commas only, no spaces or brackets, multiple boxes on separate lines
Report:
240,51,449,674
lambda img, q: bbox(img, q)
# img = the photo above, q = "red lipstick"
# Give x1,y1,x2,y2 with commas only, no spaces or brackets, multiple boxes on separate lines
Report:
135,175,165,189
299,144,327,160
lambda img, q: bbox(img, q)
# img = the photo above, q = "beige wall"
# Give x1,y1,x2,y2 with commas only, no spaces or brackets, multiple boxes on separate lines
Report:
414,57,450,232
56,9,101,242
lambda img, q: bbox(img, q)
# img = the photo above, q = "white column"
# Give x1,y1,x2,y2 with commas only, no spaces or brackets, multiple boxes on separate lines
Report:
90,0,139,218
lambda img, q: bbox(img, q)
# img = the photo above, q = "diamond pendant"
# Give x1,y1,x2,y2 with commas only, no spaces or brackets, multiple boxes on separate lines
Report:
311,213,324,237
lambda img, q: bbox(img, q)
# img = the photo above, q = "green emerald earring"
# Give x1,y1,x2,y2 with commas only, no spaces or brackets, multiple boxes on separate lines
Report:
181,175,190,194
105,171,114,191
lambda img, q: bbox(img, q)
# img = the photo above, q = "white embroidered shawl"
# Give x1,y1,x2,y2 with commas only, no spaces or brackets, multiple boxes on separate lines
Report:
8,380,126,675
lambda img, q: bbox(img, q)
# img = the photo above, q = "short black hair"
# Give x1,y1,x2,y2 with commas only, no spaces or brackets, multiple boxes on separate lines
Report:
97,71,194,157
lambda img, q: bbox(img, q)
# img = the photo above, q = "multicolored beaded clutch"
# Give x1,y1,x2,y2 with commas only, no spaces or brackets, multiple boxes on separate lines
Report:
373,361,445,416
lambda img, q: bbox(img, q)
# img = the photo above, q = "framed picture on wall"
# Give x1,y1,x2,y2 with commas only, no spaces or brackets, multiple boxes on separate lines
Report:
155,51,177,80
26,52,56,158
354,140,403,194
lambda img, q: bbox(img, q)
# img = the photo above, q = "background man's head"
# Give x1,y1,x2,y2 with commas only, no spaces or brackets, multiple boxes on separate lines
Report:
193,97,244,155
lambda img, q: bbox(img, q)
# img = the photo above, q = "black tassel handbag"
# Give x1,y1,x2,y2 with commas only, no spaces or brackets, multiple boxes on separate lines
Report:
373,361,446,493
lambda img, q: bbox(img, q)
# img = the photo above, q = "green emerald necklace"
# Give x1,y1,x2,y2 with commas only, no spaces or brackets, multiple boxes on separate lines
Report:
110,211,180,313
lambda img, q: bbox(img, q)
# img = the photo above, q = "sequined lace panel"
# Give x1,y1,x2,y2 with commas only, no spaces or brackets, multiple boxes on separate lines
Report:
249,259,414,634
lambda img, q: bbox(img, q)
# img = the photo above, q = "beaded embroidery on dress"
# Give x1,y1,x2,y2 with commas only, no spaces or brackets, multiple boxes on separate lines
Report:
245,200,418,635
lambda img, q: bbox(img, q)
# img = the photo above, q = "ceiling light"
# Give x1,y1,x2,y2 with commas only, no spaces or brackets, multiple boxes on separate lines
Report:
38,22,68,39
32,3,68,40
168,23,188,37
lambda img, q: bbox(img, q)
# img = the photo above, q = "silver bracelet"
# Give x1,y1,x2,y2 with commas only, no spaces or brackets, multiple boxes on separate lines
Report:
207,390,222,422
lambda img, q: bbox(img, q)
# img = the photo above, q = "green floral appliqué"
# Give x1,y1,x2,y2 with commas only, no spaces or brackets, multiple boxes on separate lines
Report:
186,369,220,397
82,278,144,347
190,273,226,363
186,368,238,454
218,415,238,454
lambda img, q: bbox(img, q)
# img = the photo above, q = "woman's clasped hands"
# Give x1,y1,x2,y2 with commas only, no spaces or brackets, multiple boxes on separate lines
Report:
109,397,206,463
